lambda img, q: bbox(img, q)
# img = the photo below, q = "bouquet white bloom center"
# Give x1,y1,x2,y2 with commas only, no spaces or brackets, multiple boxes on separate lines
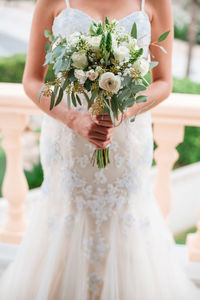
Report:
99,72,121,94
114,46,130,62
133,58,149,76
71,51,88,69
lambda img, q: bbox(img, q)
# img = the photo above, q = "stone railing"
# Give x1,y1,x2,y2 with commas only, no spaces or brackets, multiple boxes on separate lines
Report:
0,82,200,261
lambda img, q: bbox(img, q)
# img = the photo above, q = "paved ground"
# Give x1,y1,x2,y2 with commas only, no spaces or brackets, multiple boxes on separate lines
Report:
0,1,200,82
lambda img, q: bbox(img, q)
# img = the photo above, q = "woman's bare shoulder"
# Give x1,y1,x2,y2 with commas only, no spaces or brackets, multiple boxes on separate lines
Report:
34,0,67,20
147,0,172,19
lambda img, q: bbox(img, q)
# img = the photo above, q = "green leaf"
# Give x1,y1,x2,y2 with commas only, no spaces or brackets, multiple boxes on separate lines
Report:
105,16,109,25
49,34,54,42
136,95,148,103
118,88,132,102
67,93,71,109
122,76,133,87
50,85,58,110
131,84,146,94
38,84,46,102
89,24,96,36
106,31,112,53
84,78,93,92
131,22,137,39
124,97,135,108
53,58,62,75
83,91,90,109
76,94,82,105
53,45,65,58
44,30,51,38
158,30,170,42
45,41,51,52
149,61,159,69
62,78,69,90
55,87,63,106
104,100,115,126
43,52,54,66
111,96,119,120
71,92,77,107
130,115,136,122
89,89,98,108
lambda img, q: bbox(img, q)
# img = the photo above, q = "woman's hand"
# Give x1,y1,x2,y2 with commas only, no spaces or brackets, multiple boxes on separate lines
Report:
71,112,114,149
93,111,126,127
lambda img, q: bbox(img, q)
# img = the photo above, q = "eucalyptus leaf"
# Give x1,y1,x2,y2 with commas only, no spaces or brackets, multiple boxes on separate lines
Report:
122,76,133,87
50,85,58,110
159,46,167,54
130,115,136,122
84,78,93,92
55,87,64,106
71,92,77,107
53,59,63,75
44,30,51,38
104,100,115,126
131,84,146,94
118,88,132,102
89,89,98,108
67,93,71,109
53,45,66,58
83,91,90,109
43,52,54,66
62,77,69,90
158,30,170,42
124,97,135,108
76,94,82,105
149,61,158,69
136,95,148,103
38,84,46,102
45,42,51,52
111,96,119,120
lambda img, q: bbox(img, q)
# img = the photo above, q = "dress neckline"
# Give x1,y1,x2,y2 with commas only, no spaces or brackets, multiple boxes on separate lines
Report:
53,7,151,28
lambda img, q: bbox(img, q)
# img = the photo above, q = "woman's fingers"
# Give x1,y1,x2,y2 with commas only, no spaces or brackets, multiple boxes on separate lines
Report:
88,138,111,149
92,113,113,127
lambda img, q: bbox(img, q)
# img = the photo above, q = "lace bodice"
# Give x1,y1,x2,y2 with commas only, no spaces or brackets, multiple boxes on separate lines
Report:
52,4,151,58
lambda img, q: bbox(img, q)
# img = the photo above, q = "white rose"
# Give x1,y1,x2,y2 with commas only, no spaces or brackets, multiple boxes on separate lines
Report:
86,69,98,81
88,36,102,51
133,58,149,76
71,51,88,69
99,72,121,94
114,46,130,62
74,69,87,84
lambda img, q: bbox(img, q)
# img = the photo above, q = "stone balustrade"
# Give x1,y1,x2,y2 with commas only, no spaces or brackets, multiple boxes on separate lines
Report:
0,82,200,261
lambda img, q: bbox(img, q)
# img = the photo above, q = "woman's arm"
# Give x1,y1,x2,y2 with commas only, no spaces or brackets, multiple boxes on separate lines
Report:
22,0,79,129
22,0,114,149
124,0,174,120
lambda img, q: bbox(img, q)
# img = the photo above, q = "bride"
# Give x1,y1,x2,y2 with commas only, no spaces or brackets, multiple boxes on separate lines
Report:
0,0,200,299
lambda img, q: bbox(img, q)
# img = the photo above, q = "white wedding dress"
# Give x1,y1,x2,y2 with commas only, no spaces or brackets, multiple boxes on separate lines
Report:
0,0,200,299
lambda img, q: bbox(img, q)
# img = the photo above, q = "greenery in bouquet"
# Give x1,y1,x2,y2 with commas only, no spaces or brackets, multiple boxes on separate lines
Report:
38,17,169,168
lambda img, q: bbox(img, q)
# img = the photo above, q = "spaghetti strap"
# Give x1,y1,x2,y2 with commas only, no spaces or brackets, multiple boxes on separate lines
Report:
141,0,145,11
66,0,70,9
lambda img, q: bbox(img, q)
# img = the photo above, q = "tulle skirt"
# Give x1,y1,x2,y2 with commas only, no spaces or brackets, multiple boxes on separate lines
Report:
0,186,199,300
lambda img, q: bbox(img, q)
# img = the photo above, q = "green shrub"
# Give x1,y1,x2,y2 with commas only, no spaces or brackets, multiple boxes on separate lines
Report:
0,54,54,83
174,21,200,45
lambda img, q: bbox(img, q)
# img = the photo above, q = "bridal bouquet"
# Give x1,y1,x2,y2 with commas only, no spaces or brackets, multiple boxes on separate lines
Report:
39,17,169,168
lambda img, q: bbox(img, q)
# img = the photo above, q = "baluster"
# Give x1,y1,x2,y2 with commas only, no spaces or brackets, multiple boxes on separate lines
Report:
0,113,29,244
153,123,185,217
